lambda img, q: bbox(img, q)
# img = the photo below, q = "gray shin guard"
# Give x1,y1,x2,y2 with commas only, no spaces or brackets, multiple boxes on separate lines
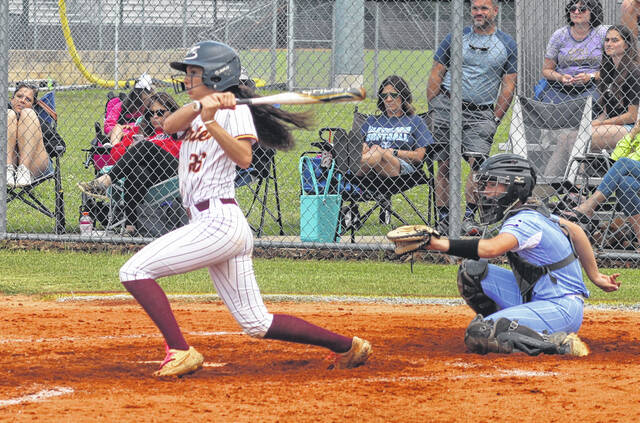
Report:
464,316,567,356
457,260,498,316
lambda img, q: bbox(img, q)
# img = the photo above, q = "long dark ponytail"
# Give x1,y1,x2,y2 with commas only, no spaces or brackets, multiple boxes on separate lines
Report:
227,84,312,151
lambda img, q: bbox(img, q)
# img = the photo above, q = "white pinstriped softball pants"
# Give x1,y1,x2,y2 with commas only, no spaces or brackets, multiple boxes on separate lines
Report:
119,199,273,337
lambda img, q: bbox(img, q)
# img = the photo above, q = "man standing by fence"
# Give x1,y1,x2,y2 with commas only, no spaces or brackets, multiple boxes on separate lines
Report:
427,0,517,236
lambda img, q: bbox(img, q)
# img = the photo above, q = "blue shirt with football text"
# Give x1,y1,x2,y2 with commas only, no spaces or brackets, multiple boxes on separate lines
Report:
360,114,434,151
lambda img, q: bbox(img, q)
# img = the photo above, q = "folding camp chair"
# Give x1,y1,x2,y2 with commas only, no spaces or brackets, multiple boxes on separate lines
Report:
501,95,593,201
310,107,437,242
235,144,284,237
7,90,66,234
80,122,127,233
136,175,188,237
500,95,632,249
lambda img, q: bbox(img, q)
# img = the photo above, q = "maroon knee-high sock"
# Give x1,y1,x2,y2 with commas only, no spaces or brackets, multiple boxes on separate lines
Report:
122,279,189,351
264,314,353,353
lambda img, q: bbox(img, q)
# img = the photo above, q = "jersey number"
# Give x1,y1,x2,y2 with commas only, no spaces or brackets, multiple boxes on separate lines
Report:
188,153,207,173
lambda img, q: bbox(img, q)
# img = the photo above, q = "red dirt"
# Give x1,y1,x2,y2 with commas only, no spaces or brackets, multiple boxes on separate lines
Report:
2,295,640,422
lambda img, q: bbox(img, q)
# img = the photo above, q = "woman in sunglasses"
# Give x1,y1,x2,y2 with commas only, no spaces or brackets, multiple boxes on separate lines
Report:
78,92,182,234
540,0,605,105
104,73,155,146
359,75,433,178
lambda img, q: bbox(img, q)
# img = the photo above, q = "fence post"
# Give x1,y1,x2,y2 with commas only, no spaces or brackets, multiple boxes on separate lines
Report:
0,0,8,235
448,0,464,238
333,0,364,88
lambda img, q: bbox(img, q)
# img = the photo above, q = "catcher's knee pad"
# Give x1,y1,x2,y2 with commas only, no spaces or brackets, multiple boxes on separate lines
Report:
457,259,497,316
464,316,564,356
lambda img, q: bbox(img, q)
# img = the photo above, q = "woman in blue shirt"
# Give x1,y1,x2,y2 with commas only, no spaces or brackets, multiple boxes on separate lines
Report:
359,75,433,177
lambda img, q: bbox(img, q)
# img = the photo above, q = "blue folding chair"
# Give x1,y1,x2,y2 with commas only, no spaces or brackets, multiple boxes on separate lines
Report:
7,90,66,233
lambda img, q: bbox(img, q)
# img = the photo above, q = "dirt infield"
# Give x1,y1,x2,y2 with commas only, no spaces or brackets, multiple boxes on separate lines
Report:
2,295,640,422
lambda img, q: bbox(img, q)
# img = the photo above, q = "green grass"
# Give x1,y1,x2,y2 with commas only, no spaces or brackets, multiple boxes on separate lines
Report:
8,48,508,236
1,250,638,305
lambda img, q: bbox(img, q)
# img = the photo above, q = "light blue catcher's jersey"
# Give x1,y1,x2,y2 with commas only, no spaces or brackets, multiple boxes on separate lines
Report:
499,210,589,299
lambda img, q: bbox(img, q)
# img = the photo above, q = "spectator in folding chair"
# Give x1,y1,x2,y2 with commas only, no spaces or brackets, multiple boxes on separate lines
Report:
104,72,155,146
563,124,640,246
590,25,640,151
540,0,605,106
427,0,517,236
359,75,432,179
78,92,181,235
6,83,56,188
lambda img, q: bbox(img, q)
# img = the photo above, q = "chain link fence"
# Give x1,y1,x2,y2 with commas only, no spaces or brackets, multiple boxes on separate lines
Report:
2,0,638,264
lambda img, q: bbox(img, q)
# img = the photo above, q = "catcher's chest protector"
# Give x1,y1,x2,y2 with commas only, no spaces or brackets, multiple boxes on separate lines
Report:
504,205,578,303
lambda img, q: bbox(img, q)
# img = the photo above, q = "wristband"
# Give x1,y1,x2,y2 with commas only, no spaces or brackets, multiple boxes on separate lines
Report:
203,119,217,126
191,101,201,111
447,238,480,260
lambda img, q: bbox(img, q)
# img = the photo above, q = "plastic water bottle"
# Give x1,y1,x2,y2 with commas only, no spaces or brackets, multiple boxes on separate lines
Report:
79,211,93,236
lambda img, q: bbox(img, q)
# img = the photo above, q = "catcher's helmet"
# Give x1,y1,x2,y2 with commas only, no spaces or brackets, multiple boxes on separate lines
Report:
474,153,537,225
170,40,241,92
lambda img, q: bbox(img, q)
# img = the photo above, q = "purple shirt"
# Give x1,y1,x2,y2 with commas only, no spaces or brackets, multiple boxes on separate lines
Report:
545,25,608,76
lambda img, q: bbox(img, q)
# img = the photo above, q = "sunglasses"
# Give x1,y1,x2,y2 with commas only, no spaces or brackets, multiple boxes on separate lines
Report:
469,44,489,52
150,109,168,117
382,92,400,99
569,5,588,13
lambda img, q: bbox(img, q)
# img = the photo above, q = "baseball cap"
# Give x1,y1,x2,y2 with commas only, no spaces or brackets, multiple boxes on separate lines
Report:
135,72,154,90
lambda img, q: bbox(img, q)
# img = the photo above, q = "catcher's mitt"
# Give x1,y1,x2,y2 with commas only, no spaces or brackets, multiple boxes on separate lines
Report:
387,225,441,255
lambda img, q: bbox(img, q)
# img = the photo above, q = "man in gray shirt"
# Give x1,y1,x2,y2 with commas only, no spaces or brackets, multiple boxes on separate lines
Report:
427,0,517,235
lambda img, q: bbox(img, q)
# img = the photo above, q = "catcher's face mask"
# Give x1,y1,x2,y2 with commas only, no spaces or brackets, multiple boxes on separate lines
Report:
475,174,513,225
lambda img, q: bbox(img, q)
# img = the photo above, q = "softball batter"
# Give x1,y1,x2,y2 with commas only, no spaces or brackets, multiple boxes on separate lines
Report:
119,40,371,377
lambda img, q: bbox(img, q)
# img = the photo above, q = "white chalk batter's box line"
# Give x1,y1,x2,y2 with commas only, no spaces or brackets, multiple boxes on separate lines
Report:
0,331,243,344
358,361,557,384
359,369,557,384
0,387,74,408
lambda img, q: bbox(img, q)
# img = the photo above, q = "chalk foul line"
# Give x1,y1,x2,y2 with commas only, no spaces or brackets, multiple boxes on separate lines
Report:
0,387,74,408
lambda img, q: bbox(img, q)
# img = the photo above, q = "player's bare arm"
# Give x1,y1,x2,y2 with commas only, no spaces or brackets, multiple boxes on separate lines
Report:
427,61,447,102
558,218,621,292
163,103,200,133
199,92,252,169
494,72,517,121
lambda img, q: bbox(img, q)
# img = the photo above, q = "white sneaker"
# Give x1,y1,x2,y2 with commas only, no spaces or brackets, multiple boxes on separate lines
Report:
6,164,16,187
14,164,33,188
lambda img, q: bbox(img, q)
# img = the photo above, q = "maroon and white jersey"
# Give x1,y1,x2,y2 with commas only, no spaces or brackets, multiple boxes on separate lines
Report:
179,104,257,207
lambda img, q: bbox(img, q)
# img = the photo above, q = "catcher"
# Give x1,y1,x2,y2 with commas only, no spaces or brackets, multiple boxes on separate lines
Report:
388,153,621,356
